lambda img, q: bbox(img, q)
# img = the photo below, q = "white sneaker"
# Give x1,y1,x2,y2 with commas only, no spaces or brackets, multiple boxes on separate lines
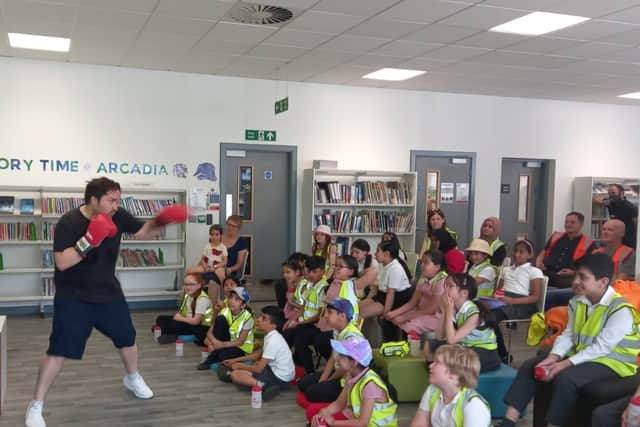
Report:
25,400,46,427
123,373,154,399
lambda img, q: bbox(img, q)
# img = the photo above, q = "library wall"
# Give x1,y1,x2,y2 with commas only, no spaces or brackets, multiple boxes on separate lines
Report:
2,57,640,267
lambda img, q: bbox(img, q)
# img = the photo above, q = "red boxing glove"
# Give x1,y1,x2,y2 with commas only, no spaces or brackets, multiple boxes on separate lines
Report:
155,204,188,226
75,213,117,257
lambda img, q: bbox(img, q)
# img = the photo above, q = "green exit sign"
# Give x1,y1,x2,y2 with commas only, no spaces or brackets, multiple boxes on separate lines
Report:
245,129,277,142
274,97,289,115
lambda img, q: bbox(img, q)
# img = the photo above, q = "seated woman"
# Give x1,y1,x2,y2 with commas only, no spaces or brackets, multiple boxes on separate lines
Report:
431,228,465,274
418,209,458,260
219,214,249,284
479,216,507,266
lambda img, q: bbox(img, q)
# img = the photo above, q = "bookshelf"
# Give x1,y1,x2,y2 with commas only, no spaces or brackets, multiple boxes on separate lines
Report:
573,177,639,242
302,169,417,257
0,185,186,314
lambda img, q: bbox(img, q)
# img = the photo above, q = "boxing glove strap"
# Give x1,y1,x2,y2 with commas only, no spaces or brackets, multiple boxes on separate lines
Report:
75,236,93,258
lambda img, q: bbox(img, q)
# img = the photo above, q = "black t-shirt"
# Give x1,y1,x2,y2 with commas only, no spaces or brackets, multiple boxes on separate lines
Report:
54,207,143,303
543,233,591,273
608,198,638,248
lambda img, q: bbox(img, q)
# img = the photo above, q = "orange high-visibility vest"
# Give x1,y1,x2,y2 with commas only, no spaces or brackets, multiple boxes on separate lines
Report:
544,232,593,261
592,245,634,276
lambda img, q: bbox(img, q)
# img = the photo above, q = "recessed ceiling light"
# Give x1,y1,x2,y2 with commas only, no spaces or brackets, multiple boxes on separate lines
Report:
489,12,590,36
363,68,425,81
618,91,640,99
8,33,71,52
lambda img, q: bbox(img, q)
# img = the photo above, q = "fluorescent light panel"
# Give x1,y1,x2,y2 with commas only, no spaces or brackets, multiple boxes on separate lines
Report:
8,32,70,52
618,92,640,100
489,12,590,36
363,68,425,81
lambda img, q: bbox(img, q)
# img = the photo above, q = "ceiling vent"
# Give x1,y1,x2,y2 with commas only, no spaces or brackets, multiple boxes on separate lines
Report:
227,2,296,26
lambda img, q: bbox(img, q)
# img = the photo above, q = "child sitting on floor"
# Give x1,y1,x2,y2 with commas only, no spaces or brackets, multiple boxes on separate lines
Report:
410,344,491,427
283,257,311,330
213,276,238,315
222,305,295,402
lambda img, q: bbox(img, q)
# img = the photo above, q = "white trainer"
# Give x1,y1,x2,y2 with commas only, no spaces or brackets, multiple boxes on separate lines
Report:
25,400,46,427
123,373,154,399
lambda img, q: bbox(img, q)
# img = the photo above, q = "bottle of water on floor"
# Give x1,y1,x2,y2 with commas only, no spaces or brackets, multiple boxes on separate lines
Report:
200,347,209,363
408,331,421,357
175,339,184,357
251,385,262,409
627,396,640,427
153,326,161,342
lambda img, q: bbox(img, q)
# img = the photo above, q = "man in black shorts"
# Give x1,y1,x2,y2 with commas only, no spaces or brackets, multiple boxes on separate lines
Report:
25,177,187,427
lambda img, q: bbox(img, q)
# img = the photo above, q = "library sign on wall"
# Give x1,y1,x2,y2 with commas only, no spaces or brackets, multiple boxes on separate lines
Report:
0,156,188,178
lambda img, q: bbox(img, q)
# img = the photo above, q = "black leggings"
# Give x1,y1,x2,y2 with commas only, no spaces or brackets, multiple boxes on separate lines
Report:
282,324,322,374
155,315,209,345
203,315,246,364
298,372,342,403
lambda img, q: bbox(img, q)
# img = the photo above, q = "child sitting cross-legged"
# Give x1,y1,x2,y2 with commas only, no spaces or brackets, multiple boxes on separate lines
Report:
222,305,295,401
410,344,491,427
309,336,398,427
500,253,640,427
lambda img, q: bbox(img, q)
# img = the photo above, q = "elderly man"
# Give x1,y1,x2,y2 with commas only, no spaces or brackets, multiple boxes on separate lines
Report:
592,219,636,281
535,212,594,288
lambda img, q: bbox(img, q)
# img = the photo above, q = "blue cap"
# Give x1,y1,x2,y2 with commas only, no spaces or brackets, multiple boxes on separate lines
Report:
331,336,372,367
193,162,217,181
326,298,354,321
230,286,250,303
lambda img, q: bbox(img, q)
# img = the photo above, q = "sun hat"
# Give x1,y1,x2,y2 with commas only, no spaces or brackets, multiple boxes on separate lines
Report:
330,336,372,367
314,224,332,237
465,238,490,255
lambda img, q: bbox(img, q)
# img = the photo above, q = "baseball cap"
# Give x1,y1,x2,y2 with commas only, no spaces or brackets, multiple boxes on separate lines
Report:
314,224,332,237
326,298,354,321
331,336,372,367
230,286,250,303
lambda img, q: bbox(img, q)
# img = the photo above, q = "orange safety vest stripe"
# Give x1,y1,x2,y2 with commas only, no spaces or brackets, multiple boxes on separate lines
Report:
544,232,592,261
592,245,634,276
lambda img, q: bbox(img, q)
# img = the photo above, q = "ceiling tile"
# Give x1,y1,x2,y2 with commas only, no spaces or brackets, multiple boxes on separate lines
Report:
263,29,334,48
312,0,401,16
135,31,202,51
173,51,239,74
320,34,391,54
598,47,640,63
282,60,335,80
401,24,479,44
221,55,286,74
75,7,149,30
603,5,640,24
423,45,491,61
4,18,75,37
6,47,68,61
268,0,319,8
395,56,454,70
378,0,471,24
205,22,278,43
348,18,425,39
561,59,640,75
436,60,515,77
305,64,375,84
507,36,586,54
32,0,157,13
542,0,640,18
552,41,629,58
246,43,309,60
456,31,528,49
551,20,636,41
193,38,253,55
472,50,536,65
1,0,75,22
437,5,529,30
482,0,559,10
285,10,366,33
294,48,357,67
155,0,234,20
515,54,580,69
122,46,185,70
596,28,640,46
371,40,442,57
71,25,139,48
346,53,405,67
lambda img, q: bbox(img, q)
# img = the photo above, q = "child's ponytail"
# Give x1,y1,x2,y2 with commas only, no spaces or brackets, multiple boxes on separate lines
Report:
379,240,412,281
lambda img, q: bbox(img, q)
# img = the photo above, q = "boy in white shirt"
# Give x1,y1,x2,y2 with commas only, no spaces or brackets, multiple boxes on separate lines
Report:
223,305,295,401
411,344,491,427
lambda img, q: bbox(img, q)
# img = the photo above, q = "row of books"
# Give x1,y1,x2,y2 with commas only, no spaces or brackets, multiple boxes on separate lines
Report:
42,222,56,241
315,181,412,205
120,198,175,217
313,210,414,234
41,197,83,215
42,249,54,268
42,277,56,297
117,248,164,267
0,197,35,215
0,222,37,241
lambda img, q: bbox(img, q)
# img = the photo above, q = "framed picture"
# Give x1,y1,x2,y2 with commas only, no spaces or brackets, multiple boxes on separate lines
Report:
425,170,440,213
240,234,253,277
237,165,254,222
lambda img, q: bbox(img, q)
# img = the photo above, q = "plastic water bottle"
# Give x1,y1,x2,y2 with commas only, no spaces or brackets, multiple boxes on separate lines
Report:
153,326,161,342
251,385,262,408
627,396,640,426
175,339,184,357
200,347,209,363
408,331,421,357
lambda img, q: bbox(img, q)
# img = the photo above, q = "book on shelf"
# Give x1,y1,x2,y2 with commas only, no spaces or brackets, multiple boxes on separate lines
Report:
20,199,35,214
42,221,56,241
315,181,412,205
335,236,349,256
41,197,83,215
117,248,164,267
119,198,175,217
0,222,37,241
41,249,54,268
42,277,56,296
313,209,414,234
0,196,15,214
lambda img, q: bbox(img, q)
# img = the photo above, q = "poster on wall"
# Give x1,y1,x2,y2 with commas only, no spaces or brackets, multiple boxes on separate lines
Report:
455,183,469,203
440,182,454,204
190,187,207,210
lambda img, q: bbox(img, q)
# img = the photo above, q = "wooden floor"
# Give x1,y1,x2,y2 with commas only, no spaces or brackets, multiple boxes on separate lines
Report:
0,289,535,426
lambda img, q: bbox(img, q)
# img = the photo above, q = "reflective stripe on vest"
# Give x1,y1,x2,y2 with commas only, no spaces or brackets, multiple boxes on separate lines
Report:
220,307,254,354
568,294,640,377
424,227,458,251
592,245,634,276
488,239,504,256
179,290,212,326
427,385,491,427
429,271,448,291
455,302,497,350
469,260,494,298
339,279,360,321
293,278,311,306
302,279,329,320
544,232,593,261
349,369,398,427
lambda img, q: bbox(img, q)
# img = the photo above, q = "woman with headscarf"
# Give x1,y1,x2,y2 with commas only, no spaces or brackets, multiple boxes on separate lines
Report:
479,217,506,266
431,228,465,274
